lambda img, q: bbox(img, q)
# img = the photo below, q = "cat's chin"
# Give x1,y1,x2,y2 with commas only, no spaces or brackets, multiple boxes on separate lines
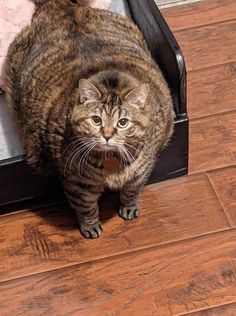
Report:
95,144,117,153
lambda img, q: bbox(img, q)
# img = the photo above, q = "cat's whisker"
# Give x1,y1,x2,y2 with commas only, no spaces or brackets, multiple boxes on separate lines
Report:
77,143,96,178
114,140,138,153
62,139,83,156
64,142,92,175
122,148,131,165
70,142,93,175
63,137,94,156
81,143,97,177
127,148,136,163
117,145,129,168
76,142,96,175
77,144,94,176
118,149,124,167
121,145,135,165
65,136,101,175
116,147,123,166
124,142,138,152
114,143,127,167
117,146,124,167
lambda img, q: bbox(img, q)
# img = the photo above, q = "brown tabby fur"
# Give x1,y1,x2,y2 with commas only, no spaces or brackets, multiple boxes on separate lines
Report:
6,0,174,238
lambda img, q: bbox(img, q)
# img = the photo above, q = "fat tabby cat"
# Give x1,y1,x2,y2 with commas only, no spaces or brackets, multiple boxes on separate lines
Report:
6,0,174,238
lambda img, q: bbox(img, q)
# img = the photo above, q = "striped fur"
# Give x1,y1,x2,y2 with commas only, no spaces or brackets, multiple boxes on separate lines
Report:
6,0,174,238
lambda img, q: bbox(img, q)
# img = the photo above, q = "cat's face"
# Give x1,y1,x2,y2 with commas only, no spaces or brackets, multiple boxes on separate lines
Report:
71,79,150,159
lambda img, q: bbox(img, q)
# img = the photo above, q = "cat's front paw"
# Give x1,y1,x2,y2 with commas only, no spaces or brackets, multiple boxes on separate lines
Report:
79,221,103,239
118,205,140,220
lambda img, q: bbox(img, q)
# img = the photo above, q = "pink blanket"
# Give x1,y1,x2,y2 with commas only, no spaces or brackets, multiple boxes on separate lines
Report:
0,0,111,90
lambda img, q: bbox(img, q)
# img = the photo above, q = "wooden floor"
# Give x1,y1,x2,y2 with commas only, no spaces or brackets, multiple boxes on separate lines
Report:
1,0,236,315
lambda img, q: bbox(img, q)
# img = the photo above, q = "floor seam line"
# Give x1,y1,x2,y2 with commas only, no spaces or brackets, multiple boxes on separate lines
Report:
206,172,233,227
176,299,236,316
173,16,236,33
189,108,236,122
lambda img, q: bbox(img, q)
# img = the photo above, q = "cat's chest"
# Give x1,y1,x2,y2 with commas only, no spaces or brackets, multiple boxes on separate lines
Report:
102,155,120,173
89,154,131,189
90,152,121,174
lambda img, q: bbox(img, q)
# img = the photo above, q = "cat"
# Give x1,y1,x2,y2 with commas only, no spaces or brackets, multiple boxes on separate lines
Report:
6,0,174,238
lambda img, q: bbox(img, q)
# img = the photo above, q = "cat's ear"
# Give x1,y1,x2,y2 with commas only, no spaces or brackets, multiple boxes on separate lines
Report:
79,79,101,103
125,83,150,109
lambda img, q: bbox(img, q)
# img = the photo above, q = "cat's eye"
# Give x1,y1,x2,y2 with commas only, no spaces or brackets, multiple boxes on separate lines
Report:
117,118,129,128
91,116,102,126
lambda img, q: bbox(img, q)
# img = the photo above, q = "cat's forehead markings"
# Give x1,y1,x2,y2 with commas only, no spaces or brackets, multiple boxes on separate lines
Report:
103,103,113,116
95,106,101,115
111,106,118,118
101,105,117,120
120,108,127,117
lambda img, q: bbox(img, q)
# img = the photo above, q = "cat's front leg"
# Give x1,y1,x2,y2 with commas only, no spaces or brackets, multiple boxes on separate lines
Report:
64,179,103,239
119,184,142,220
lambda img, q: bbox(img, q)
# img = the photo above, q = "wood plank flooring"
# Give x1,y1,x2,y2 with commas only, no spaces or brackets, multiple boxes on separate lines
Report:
0,173,229,283
187,62,236,119
174,20,236,71
208,166,236,225
190,111,236,173
1,230,236,316
162,0,236,30
0,0,236,315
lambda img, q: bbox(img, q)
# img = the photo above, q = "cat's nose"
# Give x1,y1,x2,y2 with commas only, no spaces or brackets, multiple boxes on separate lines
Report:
104,135,112,142
103,128,114,142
